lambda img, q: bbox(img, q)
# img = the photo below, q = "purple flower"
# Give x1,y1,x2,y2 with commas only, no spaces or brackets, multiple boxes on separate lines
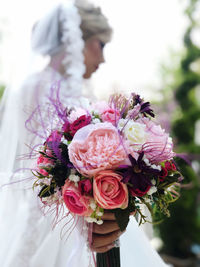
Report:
118,153,160,197
134,94,155,118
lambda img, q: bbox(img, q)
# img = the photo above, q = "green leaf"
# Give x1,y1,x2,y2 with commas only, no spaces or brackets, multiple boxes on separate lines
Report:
113,208,130,231
113,198,136,231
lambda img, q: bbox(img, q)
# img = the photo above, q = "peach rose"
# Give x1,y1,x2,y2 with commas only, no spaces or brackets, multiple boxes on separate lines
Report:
68,122,127,177
62,180,93,216
93,170,128,209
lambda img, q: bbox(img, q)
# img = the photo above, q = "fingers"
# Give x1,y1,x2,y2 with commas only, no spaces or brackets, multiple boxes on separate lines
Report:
101,212,115,220
91,243,115,253
93,220,120,234
92,229,123,248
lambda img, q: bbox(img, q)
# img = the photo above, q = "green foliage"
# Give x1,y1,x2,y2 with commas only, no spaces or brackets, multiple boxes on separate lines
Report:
113,197,136,231
0,85,5,99
155,0,200,259
158,159,200,258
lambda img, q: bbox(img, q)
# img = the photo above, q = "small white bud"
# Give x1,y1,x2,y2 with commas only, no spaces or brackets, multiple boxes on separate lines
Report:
93,118,101,124
85,217,95,223
90,201,97,210
69,174,80,182
96,220,103,225
151,164,161,171
147,186,157,195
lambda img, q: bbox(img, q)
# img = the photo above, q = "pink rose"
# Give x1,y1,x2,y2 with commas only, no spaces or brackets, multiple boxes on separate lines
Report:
62,180,93,216
78,179,92,195
68,122,127,177
93,170,128,209
101,108,120,125
138,118,175,164
69,115,91,136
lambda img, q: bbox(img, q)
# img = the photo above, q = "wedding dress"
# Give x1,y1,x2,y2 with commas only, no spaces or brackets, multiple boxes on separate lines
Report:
0,1,168,266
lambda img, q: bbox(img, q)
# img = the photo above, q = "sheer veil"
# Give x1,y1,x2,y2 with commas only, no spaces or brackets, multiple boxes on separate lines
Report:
0,1,90,267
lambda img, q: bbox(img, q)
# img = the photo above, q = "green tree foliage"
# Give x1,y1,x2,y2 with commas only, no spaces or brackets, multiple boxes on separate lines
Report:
0,85,4,99
156,0,200,259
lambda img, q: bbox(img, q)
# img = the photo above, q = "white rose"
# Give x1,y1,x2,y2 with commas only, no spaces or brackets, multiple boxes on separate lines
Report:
123,121,147,146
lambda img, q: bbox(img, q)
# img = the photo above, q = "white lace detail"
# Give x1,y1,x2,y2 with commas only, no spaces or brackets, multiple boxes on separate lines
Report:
59,1,85,97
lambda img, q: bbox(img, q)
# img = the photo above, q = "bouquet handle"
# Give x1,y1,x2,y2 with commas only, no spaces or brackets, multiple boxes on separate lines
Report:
96,246,120,267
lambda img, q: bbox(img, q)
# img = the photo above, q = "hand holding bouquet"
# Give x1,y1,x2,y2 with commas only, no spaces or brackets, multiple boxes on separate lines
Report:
32,93,182,266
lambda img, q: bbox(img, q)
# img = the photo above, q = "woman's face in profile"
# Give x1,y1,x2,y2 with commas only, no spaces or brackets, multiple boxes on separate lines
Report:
83,38,105,78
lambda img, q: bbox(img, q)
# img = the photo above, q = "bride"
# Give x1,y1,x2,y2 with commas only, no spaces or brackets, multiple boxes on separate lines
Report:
0,0,168,266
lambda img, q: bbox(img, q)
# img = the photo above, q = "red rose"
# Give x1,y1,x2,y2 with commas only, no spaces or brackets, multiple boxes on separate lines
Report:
159,167,168,182
165,161,176,172
129,185,151,197
70,115,91,136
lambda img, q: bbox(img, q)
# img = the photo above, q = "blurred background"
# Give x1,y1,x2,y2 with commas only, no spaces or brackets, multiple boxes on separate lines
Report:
1,0,200,266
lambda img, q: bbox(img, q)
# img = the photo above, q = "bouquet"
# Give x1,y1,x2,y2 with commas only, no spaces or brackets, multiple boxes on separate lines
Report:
32,93,182,266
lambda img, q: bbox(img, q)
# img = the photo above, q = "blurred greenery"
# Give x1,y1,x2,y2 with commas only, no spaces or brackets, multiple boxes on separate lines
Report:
0,85,4,99
155,0,200,260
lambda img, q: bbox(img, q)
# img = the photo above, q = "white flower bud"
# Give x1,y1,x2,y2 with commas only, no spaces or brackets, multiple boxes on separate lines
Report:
93,118,101,124
96,211,103,217
96,220,103,225
147,186,157,195
69,174,80,182
90,201,97,210
85,217,97,223
62,139,68,145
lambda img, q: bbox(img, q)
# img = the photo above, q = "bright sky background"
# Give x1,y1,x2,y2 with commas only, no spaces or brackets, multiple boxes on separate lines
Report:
0,0,188,100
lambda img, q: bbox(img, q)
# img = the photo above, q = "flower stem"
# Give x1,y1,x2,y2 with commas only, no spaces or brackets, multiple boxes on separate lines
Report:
96,247,120,267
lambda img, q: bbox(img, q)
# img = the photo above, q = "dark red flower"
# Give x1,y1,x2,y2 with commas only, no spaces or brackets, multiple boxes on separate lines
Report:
129,186,151,197
70,115,91,136
159,167,168,182
78,179,92,195
165,161,176,172
118,153,160,197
